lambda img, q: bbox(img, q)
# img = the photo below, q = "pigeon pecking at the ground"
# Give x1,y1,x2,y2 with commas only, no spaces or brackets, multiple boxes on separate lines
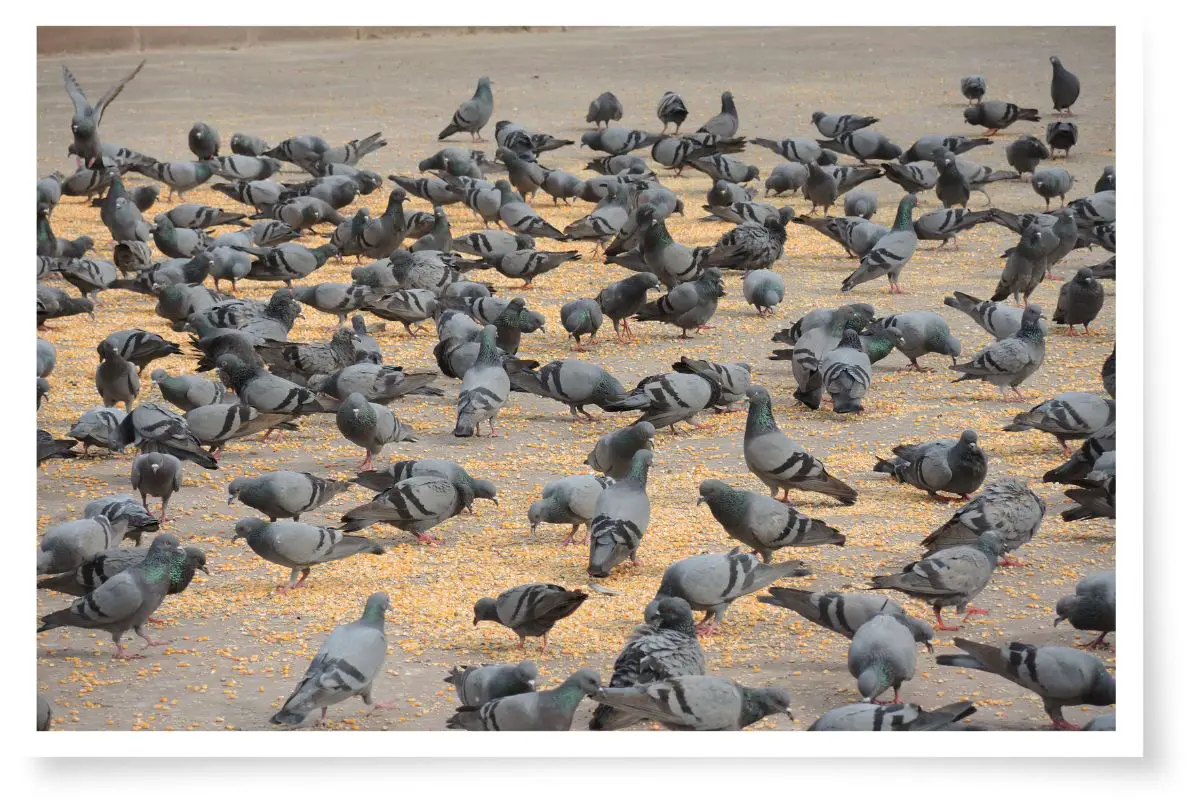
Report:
595,675,792,730
848,613,919,704
1054,571,1115,650
757,588,934,649
447,669,600,731
472,583,589,650
227,471,352,522
528,474,615,545
697,479,845,562
1002,391,1114,456
232,518,385,591
335,391,418,470
130,452,182,523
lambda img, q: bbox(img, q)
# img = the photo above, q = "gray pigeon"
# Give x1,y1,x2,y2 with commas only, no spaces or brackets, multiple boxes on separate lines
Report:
589,597,706,730
866,311,961,370
764,163,810,196
1049,56,1081,113
743,387,858,504
1006,134,1051,177
950,305,1047,398
37,337,57,378
447,669,600,731
113,402,219,469
1044,423,1115,486
595,675,792,730
232,518,384,591
597,272,661,341
607,208,707,288
454,325,511,437
634,267,725,338
843,188,877,218
271,592,391,726
670,356,751,412
227,471,352,521
37,696,52,731
528,474,615,544
914,207,993,249
650,547,811,635
1068,190,1116,224
880,160,938,193
656,91,688,134
921,479,1046,565
38,543,207,599
588,450,653,578
794,214,890,258
586,91,624,128
943,290,1050,339
604,370,720,432
698,479,844,562
1054,571,1115,650
900,134,992,164
580,127,659,156
310,363,438,405
496,180,566,239
438,77,494,142
339,476,474,543
38,533,182,659
445,661,538,707
82,494,159,545
149,369,225,412
560,298,603,350
811,701,975,731
37,515,127,575
352,459,496,506
963,101,1040,134
841,194,919,294
752,137,828,164
870,531,1004,631
811,111,879,138
874,430,989,500
473,583,589,649
585,420,656,479
1052,268,1105,334
937,638,1113,729
848,614,918,703
961,75,987,105
69,407,127,453
130,453,182,523
61,60,146,168
1031,167,1074,209
819,129,902,162
95,340,140,411
1046,121,1078,158
217,355,332,415
1003,391,1114,456
508,359,628,420
699,208,794,272
336,392,417,470
1095,166,1116,193
757,588,934,648
819,329,872,413
698,91,739,138
187,122,220,160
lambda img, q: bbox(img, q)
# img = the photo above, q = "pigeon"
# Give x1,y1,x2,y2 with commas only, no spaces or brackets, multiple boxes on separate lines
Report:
68,407,127,454
528,475,615,545
1095,165,1116,193
880,161,938,193
336,392,417,470
811,700,976,731
232,518,384,591
752,137,831,165
874,430,989,501
585,421,656,479
586,91,624,127
937,639,1113,729
811,111,879,138
943,291,1049,339
255,330,359,385
698,479,844,562
793,214,889,258
1006,134,1051,177
61,60,146,168
227,471,351,522
819,329,873,413
949,305,1047,398
36,429,75,463
921,479,1046,565
634,267,725,338
589,597,706,730
187,121,220,160
737,269,785,316
1049,56,1081,113
352,459,496,507
1062,473,1115,522
81,494,160,545
694,90,738,137
655,91,688,134
130,453,182,523
203,155,281,183
764,163,810,196
38,542,207,599
1102,349,1116,398
756,588,934,648
961,75,987,105
95,340,140,411
559,298,604,350
438,77,494,142
596,675,792,731
241,242,339,287
932,149,973,208
473,583,588,650
445,661,538,708
843,188,877,219
1043,424,1115,486
291,282,379,326
585,154,651,175
507,359,628,421
270,592,392,726
494,247,580,287
38,533,183,659
1003,392,1115,456
580,127,659,156
1069,190,1116,224
587,449,653,578
1031,167,1074,209
1046,121,1078,158
687,154,758,185
848,614,918,703
899,135,992,164
217,355,333,416
495,180,566,239
774,306,870,411
447,669,600,731
453,325,510,437
700,208,794,272
131,160,215,200
323,132,388,165
650,548,811,635
819,129,902,162
608,208,707,287
1054,571,1115,650
339,475,475,542
913,207,993,249
865,311,961,370
841,194,918,294
37,515,127,575
604,371,720,433
148,370,224,413
743,386,858,504
596,272,661,341
1052,268,1105,334
37,337,57,379
870,531,1003,630
963,101,1040,134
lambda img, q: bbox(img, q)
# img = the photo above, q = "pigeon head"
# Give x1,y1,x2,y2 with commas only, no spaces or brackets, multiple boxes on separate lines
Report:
631,272,661,291
363,592,391,620
963,106,983,125
1075,268,1095,283
515,660,538,690
810,111,825,125
744,165,761,181
472,597,500,626
226,478,251,505
974,531,1006,558
97,339,119,362
837,329,863,351
146,533,185,560
1050,56,1061,66
746,687,794,724
527,499,550,533
566,669,602,698
149,369,168,384
1053,595,1076,626
471,479,499,505
856,664,890,702
231,517,266,542
696,478,730,507
355,170,383,194
647,596,696,635
960,429,980,449
185,547,210,575
580,131,601,149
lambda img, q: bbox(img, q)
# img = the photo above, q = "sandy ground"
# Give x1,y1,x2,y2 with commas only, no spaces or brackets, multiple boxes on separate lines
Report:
36,26,1116,732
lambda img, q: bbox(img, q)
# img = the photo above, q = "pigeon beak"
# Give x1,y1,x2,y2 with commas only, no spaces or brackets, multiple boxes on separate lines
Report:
924,641,935,653
472,616,479,626
230,532,242,542
785,708,795,722
198,564,211,575
489,497,499,506
529,522,537,534
696,497,706,506
226,493,236,506
1053,616,1064,627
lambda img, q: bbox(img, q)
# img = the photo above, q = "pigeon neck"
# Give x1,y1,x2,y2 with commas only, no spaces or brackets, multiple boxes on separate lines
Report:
707,487,749,525
360,602,387,629
739,689,776,729
645,220,674,250
891,200,914,231
745,398,777,437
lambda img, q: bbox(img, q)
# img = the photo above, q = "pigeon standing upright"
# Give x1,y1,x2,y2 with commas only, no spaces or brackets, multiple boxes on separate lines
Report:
698,91,739,138
1049,56,1081,114
454,325,511,437
95,340,140,411
438,77,495,142
1052,268,1105,334
960,75,986,105
656,91,688,134
841,194,918,294
588,450,653,578
697,479,844,562
130,453,182,523
336,392,417,470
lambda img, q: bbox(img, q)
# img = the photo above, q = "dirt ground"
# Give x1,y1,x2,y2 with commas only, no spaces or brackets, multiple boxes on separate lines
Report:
36,26,1116,732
